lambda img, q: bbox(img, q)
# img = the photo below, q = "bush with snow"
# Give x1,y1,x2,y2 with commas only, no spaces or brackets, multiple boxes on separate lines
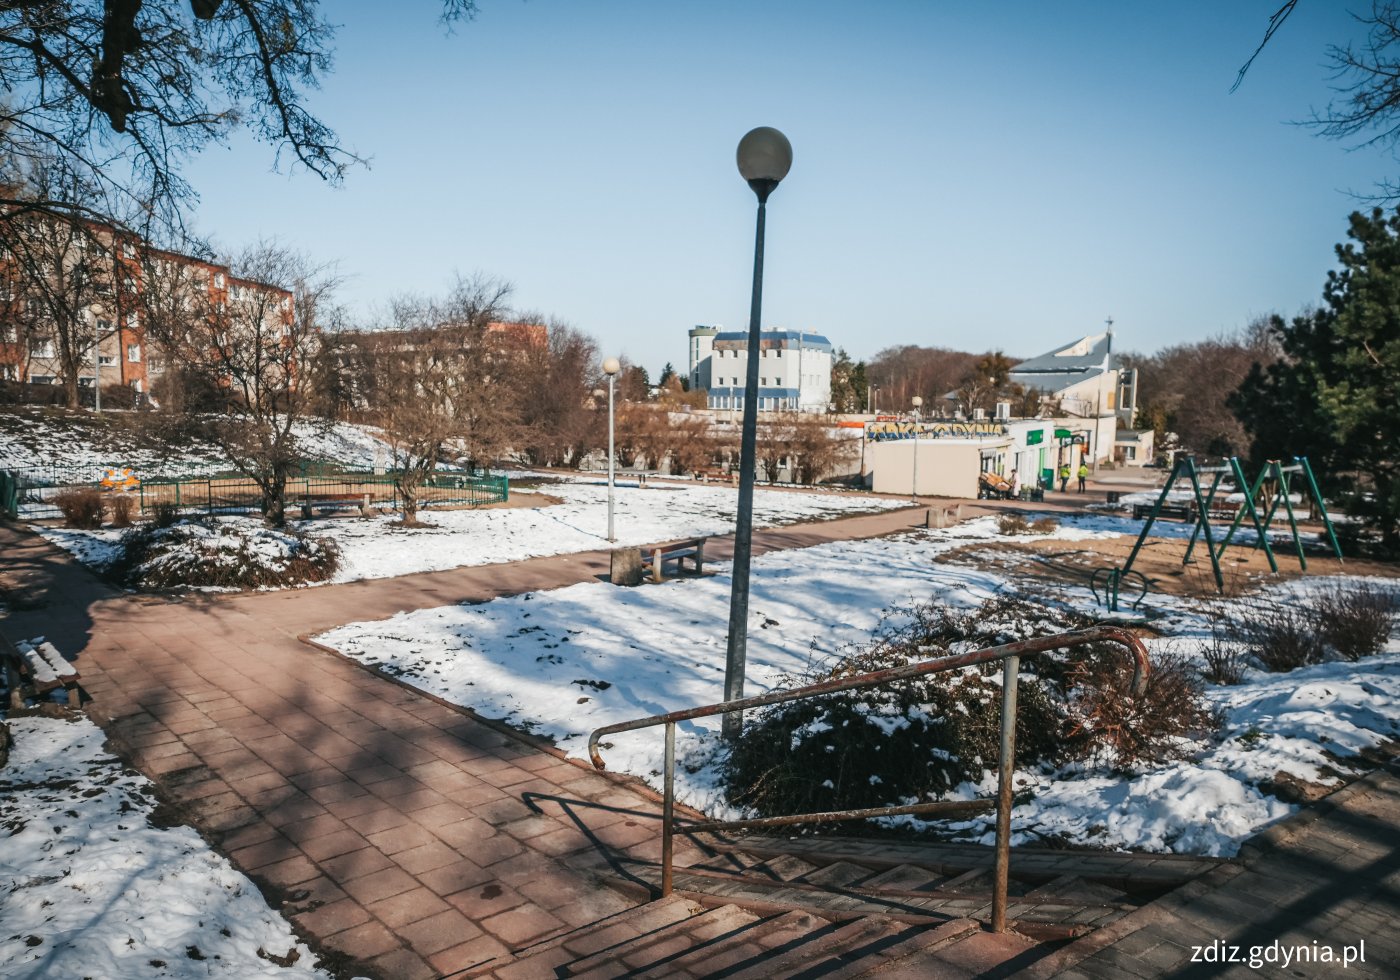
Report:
113,517,339,590
726,593,1219,819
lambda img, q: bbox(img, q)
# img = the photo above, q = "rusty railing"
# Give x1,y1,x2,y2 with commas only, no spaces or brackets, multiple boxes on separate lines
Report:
588,625,1149,932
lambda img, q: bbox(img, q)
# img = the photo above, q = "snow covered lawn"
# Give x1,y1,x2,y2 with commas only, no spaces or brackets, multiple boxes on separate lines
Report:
0,713,328,980
36,480,907,587
316,515,1400,858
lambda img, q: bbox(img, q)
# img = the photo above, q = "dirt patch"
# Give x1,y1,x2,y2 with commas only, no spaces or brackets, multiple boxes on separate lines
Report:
940,532,1400,599
427,490,563,511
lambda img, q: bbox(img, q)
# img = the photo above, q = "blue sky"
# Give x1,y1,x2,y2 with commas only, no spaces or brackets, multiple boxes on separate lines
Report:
183,1,1394,372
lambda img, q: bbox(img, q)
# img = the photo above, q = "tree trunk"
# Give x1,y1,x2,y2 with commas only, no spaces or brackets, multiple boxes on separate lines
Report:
261,473,288,527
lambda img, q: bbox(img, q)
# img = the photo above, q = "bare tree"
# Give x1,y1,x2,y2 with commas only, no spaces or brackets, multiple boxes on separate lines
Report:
1237,2,1400,200
0,2,479,234
509,318,603,468
351,276,510,524
140,241,340,524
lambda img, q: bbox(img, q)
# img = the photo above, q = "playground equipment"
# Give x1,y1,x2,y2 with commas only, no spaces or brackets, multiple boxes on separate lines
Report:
1094,456,1343,611
1089,566,1150,613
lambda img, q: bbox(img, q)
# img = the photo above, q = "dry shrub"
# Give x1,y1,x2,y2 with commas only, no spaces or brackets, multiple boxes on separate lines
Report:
1028,517,1060,534
1063,648,1220,767
1231,603,1324,672
54,487,103,528
1201,624,1246,685
726,592,1217,816
108,493,136,528
1315,582,1399,661
997,513,1029,535
151,501,182,528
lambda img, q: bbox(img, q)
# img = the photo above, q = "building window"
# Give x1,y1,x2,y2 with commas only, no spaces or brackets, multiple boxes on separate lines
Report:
127,343,141,363
31,375,55,385
0,324,15,343
30,338,55,358
127,312,140,330
98,354,116,366
214,272,226,288
97,318,112,335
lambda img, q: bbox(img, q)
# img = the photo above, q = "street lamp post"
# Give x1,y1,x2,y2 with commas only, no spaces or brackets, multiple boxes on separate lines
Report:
90,306,105,413
602,358,620,542
910,395,923,502
723,126,792,740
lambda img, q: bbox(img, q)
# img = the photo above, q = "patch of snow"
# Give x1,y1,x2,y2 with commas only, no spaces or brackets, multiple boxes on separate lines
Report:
0,715,329,979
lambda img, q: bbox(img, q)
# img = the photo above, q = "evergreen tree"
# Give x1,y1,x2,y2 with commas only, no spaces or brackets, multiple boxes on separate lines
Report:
1232,208,1400,549
658,362,676,386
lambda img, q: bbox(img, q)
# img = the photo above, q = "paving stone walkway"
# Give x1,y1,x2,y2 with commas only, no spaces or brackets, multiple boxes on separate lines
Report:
7,488,1391,979
0,502,964,978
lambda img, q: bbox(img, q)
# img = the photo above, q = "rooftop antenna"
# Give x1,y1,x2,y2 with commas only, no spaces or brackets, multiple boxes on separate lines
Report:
1105,315,1114,352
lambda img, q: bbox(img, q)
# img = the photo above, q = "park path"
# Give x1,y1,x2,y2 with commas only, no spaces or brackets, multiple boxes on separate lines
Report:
15,485,1392,979
1,500,990,978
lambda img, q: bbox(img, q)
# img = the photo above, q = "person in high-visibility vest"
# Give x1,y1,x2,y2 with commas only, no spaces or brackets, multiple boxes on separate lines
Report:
1078,462,1089,493
1058,464,1070,493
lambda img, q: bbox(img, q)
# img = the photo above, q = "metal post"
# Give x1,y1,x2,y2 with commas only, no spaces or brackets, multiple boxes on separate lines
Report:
607,373,616,542
993,653,1020,933
93,316,101,413
661,721,675,897
722,189,771,740
911,433,919,503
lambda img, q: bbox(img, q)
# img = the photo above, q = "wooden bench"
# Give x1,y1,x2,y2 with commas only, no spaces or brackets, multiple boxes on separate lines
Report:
6,638,81,708
1132,502,1192,521
640,536,707,583
695,467,735,484
299,492,372,518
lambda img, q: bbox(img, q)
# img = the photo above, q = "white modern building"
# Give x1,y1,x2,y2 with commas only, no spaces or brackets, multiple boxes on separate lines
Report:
1007,330,1137,424
688,324,833,413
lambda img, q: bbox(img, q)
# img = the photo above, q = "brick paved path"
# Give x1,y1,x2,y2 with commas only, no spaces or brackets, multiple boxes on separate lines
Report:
0,503,963,978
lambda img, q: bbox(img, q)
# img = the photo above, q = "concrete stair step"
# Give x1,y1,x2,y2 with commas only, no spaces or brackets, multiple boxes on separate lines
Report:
720,915,931,980
856,862,949,892
797,859,881,890
714,835,1224,888
630,863,1133,928
751,853,823,882
470,894,701,978
1025,873,1135,905
567,902,764,978
626,909,831,979
794,917,985,980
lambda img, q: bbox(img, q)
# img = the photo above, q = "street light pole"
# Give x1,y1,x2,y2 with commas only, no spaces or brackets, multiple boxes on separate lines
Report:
911,395,923,502
602,357,620,542
723,126,792,741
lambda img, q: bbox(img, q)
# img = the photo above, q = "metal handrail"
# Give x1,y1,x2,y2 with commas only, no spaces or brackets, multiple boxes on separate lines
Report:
588,625,1150,933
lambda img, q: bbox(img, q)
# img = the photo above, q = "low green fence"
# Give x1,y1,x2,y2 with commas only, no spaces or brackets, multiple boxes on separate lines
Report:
1,463,508,521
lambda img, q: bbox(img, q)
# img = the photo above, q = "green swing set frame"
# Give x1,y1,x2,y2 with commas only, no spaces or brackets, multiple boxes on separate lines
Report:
1095,456,1344,612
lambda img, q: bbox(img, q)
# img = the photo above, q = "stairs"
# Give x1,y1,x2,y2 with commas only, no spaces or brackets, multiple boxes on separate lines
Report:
465,836,1222,977
465,895,993,979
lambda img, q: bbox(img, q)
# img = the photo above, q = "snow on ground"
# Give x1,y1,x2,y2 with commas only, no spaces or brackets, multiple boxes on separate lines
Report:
36,480,908,587
0,406,393,477
0,713,329,980
317,514,1400,858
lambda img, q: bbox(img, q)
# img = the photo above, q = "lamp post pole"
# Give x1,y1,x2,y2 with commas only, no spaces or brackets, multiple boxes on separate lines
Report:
91,307,103,413
602,357,620,542
723,126,792,741
911,395,923,502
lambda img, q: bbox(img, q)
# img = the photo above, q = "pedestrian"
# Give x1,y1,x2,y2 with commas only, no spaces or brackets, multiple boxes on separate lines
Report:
1058,463,1070,493
1078,461,1089,493
1008,469,1020,501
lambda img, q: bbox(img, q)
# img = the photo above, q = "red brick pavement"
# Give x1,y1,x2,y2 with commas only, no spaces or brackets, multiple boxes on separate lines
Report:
5,499,1063,977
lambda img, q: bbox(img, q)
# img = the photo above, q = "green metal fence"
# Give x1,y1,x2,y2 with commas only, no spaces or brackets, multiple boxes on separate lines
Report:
0,462,508,521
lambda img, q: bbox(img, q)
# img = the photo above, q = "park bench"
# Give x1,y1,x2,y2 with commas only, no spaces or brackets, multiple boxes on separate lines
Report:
299,491,372,518
640,536,707,583
1132,502,1192,522
695,467,735,484
5,638,80,708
